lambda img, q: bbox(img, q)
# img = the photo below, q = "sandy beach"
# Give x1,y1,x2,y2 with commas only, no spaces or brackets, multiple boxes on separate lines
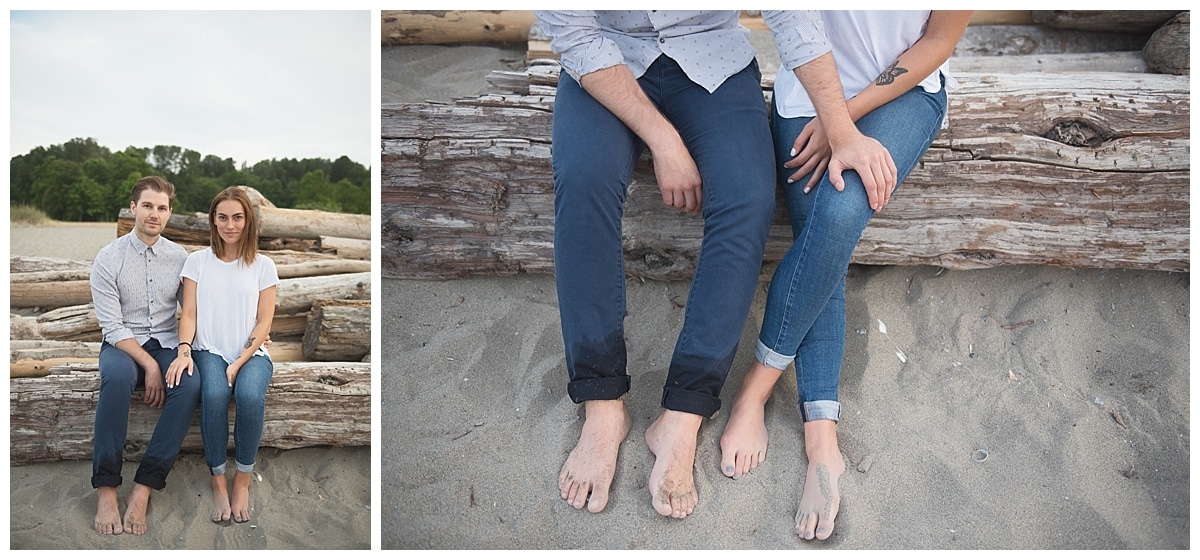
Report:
381,44,1191,549
7,222,372,550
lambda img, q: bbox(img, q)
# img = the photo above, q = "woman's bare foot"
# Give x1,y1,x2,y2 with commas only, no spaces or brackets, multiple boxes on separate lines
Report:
559,399,632,513
122,483,151,535
645,409,703,518
231,471,252,523
94,486,123,535
210,475,232,523
719,360,784,479
795,420,845,540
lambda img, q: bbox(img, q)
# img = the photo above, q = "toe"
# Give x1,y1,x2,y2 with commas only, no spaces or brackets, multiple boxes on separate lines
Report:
719,451,737,479
587,484,610,513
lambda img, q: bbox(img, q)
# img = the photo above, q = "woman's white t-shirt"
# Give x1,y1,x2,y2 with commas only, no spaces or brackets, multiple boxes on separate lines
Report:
774,10,955,118
181,247,279,364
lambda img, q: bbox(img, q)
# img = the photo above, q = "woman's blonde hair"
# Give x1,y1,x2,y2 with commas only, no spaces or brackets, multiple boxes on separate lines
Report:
208,186,259,265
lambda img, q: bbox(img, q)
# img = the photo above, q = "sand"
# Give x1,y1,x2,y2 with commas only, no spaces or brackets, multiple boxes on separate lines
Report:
380,44,1191,549
6,222,372,550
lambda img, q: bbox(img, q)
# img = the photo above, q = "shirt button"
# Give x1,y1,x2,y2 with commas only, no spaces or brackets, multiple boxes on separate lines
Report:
659,37,665,43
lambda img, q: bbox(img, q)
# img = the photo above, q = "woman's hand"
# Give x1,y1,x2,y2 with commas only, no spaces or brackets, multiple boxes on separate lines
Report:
165,355,194,389
785,117,832,191
226,362,241,388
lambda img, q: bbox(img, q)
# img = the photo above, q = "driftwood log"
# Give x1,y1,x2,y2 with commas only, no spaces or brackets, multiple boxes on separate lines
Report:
303,299,371,361
10,272,371,340
951,25,1151,57
382,10,536,45
1143,12,1190,75
9,361,370,466
381,62,1189,281
952,51,1148,73
1030,10,1180,34
9,340,308,378
9,259,370,311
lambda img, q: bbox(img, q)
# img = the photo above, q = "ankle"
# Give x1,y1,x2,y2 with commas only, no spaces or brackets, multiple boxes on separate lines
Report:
803,420,840,456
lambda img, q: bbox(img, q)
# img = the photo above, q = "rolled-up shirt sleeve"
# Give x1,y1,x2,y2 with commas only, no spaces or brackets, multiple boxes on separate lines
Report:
91,248,135,345
536,10,626,81
762,10,831,71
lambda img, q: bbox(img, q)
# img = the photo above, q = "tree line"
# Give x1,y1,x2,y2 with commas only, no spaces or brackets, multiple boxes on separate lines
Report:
10,137,370,221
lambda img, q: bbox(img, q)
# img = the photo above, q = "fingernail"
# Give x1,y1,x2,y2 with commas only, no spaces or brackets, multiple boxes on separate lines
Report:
803,186,810,194
790,148,797,157
787,178,794,184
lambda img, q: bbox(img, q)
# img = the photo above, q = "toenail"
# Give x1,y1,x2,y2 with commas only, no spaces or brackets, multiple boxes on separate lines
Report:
725,466,733,473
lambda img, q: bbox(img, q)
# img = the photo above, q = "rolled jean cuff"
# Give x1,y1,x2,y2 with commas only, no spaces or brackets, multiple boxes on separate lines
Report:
801,400,841,423
756,339,795,371
236,461,255,474
91,474,122,489
662,387,721,418
133,470,167,491
210,461,227,476
567,375,631,403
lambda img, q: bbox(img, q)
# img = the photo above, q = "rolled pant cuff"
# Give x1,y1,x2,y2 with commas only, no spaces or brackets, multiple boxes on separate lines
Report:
756,339,795,371
133,470,167,491
210,461,227,476
800,400,841,423
236,461,255,473
91,475,122,489
567,375,631,403
662,387,721,418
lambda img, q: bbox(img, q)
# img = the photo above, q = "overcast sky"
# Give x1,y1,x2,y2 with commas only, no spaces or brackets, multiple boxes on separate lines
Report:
9,10,372,167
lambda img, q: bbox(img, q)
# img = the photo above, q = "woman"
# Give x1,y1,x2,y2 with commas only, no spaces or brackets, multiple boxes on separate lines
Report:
167,186,279,523
718,11,973,540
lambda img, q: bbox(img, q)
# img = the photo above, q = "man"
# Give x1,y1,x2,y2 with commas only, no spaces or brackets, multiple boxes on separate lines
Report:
90,176,198,535
536,10,897,518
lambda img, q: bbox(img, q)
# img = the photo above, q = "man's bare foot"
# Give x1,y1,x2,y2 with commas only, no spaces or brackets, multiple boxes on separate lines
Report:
231,471,252,523
645,409,702,518
211,475,232,523
122,483,151,535
719,360,784,479
795,420,845,540
559,399,632,513
94,486,123,535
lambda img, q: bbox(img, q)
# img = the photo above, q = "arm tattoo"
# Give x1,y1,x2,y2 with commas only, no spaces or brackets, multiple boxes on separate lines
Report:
244,336,256,349
875,61,908,86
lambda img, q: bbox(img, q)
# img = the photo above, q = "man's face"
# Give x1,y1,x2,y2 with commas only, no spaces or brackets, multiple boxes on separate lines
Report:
131,189,172,241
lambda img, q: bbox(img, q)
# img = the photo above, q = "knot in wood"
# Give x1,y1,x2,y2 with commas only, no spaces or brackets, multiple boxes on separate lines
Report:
1044,120,1109,147
318,374,349,386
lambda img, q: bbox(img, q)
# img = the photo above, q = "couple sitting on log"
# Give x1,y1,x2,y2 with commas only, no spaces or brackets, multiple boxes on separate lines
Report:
538,10,971,540
90,177,279,535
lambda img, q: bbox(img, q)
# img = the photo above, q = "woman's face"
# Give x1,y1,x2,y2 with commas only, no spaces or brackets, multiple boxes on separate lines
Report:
214,199,247,247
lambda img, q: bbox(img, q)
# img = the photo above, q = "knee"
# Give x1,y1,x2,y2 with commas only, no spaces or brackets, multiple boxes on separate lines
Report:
809,184,873,236
233,384,267,409
98,361,138,394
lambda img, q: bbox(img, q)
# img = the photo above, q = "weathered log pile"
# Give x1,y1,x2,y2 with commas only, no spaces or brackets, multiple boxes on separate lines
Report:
10,361,369,466
9,191,373,465
382,11,1190,281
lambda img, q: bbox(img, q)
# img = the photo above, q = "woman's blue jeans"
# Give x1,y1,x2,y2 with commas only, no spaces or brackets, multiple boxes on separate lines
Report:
551,56,776,418
194,349,273,475
759,83,947,422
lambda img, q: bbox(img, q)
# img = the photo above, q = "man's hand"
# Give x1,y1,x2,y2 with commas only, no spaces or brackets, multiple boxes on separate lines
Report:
577,64,703,214
652,137,703,214
142,362,165,408
827,131,897,211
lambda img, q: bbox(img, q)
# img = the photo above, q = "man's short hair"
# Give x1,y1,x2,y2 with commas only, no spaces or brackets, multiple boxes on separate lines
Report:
131,176,176,206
